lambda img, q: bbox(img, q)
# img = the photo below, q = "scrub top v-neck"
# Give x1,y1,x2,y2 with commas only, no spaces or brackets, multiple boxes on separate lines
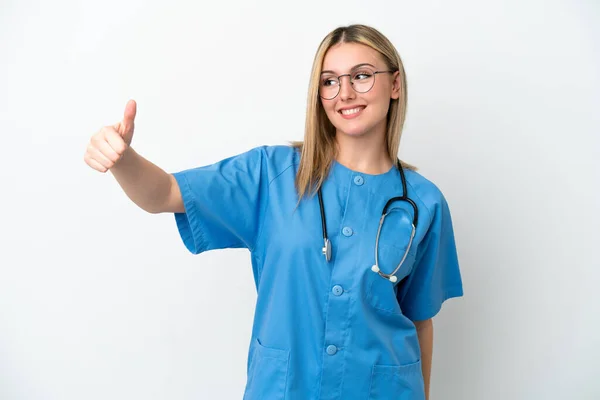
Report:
172,145,463,400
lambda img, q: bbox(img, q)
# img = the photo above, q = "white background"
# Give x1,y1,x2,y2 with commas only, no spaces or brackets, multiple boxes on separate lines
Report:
1,0,598,399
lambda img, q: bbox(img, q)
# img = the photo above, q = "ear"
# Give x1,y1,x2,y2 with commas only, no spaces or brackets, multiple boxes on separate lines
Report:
390,71,401,100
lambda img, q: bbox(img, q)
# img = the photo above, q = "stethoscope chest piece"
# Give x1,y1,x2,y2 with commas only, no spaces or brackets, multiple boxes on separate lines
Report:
322,238,332,262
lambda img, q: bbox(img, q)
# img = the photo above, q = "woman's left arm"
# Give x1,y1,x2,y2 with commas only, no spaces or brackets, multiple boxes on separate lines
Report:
414,318,433,400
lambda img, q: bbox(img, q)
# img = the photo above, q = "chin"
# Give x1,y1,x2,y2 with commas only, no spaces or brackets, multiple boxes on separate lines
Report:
334,121,374,138
336,128,367,137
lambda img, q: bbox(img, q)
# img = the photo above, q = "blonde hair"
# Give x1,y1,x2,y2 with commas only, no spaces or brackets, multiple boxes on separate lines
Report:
291,24,416,202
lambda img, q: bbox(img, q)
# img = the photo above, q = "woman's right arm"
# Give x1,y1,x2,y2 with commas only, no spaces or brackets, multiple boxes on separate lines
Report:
110,147,183,214
83,100,183,214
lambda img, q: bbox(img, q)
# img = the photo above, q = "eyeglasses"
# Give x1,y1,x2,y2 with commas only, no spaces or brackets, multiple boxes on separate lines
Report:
319,67,396,100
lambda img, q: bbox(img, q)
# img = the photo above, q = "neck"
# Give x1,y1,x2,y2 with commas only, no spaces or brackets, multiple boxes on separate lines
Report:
334,130,393,175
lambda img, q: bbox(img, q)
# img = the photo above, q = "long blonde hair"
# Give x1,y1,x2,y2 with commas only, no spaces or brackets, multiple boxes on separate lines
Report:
291,24,416,202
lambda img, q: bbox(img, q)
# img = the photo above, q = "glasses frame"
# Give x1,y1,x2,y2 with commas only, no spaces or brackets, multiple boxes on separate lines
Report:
318,69,397,100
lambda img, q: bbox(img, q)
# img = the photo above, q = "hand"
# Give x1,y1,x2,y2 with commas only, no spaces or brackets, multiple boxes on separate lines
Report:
84,99,137,173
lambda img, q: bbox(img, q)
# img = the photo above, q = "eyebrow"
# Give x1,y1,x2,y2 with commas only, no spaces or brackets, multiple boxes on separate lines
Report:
320,63,377,75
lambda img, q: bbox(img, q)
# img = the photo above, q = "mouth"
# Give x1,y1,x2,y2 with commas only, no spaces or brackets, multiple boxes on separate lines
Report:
338,106,366,119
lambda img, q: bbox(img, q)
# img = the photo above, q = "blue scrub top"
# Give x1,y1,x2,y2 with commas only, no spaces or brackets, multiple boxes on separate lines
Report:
172,145,463,400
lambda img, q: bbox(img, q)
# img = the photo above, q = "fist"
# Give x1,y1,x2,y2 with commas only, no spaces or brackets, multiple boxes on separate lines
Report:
84,99,137,173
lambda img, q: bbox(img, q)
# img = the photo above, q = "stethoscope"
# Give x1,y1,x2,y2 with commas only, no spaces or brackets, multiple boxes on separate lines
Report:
317,159,419,283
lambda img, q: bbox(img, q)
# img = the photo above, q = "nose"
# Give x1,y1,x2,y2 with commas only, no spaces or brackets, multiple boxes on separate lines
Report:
338,75,355,101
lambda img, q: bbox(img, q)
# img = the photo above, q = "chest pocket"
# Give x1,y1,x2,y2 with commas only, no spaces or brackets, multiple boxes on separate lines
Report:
364,206,418,315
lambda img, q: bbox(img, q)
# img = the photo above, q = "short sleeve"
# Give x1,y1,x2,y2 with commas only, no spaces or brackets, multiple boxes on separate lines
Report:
397,193,464,321
171,146,270,254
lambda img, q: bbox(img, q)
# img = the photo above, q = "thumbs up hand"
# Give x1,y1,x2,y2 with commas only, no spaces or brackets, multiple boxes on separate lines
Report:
84,100,137,173
113,99,137,146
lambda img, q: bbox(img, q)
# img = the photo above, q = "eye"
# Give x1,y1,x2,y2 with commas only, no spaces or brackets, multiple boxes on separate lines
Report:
353,71,373,81
321,77,338,87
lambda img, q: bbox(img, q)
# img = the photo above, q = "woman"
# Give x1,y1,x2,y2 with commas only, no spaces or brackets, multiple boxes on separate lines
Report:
84,24,463,400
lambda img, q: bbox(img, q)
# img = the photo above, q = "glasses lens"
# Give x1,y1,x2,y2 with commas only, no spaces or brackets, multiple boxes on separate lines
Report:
319,76,339,100
351,69,375,93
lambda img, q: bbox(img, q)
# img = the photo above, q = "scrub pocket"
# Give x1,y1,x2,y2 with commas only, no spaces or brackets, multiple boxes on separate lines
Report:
365,243,416,314
368,360,426,400
243,338,290,400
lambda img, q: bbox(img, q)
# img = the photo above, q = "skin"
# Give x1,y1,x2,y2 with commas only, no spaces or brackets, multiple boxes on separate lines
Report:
321,42,434,399
415,318,433,399
83,100,183,214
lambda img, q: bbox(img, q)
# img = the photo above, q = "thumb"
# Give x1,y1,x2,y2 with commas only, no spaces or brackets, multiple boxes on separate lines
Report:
114,99,137,136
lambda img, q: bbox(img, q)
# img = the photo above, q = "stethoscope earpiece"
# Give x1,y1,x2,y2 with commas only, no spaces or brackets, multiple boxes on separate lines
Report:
372,265,399,283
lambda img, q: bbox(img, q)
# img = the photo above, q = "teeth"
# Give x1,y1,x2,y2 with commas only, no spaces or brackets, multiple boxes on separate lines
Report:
341,107,364,115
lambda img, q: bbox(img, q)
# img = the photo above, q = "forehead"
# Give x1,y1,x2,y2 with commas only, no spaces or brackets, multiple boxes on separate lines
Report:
322,42,385,73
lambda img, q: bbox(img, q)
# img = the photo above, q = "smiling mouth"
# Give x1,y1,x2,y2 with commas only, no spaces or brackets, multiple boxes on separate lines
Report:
339,106,366,115
338,106,366,118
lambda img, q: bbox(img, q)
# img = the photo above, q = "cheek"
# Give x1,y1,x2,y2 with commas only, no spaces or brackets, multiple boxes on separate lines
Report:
321,101,338,121
374,101,391,120
367,94,391,120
